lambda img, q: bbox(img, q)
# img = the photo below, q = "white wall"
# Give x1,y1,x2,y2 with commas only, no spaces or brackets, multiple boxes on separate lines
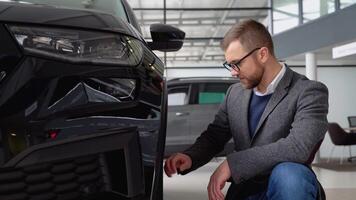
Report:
167,66,356,159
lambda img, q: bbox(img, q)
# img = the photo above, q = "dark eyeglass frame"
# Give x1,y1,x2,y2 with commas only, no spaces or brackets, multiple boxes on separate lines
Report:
223,47,261,72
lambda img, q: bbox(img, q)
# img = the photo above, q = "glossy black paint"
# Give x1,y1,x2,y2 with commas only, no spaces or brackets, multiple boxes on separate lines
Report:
0,1,139,38
148,24,186,52
0,1,175,200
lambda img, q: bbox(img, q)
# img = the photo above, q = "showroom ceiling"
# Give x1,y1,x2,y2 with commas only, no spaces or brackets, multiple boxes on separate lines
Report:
128,0,270,67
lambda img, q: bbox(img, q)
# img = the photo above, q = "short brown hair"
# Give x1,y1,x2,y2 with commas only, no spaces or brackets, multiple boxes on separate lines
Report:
221,19,275,56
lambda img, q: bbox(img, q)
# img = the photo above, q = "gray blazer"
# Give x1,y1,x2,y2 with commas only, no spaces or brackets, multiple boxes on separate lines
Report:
183,66,329,184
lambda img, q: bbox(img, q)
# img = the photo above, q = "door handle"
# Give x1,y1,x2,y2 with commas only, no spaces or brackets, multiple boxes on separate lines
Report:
176,112,189,116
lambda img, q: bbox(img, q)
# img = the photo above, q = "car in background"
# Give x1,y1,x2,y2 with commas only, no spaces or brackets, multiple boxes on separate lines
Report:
166,77,239,157
0,0,184,199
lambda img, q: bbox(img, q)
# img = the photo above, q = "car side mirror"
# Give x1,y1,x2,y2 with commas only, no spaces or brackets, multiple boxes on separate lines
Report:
147,24,185,52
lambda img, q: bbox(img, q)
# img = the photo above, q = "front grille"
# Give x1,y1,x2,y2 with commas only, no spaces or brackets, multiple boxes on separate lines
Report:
0,155,104,200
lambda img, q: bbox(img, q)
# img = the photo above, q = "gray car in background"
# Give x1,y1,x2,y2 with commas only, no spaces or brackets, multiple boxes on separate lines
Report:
166,77,239,157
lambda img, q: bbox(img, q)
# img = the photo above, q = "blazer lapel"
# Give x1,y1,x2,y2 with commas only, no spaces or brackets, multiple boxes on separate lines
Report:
251,67,294,140
240,88,252,144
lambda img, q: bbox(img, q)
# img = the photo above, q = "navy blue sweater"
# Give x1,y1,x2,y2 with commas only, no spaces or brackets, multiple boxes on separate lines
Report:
248,93,273,137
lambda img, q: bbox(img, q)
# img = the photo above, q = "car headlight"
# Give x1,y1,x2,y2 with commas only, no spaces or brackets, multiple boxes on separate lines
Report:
7,25,143,65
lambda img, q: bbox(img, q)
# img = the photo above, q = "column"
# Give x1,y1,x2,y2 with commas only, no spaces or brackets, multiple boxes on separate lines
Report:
305,52,320,163
305,52,317,81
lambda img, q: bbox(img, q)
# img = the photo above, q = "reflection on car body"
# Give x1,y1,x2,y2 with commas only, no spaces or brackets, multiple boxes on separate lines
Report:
166,77,239,157
0,0,184,199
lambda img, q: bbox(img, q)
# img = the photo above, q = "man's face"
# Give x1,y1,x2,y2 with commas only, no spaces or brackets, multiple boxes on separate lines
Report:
224,40,264,89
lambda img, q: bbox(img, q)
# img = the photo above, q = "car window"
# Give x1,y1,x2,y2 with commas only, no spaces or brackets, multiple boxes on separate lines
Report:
168,86,189,106
197,83,231,104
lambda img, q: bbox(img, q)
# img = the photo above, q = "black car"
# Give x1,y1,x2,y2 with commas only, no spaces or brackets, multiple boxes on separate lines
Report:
0,0,184,199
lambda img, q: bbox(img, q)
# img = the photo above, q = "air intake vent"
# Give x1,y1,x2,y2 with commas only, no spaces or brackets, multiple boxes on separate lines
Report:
0,155,104,200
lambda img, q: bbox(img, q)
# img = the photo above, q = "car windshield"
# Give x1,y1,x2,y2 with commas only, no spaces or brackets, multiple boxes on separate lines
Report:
4,0,128,22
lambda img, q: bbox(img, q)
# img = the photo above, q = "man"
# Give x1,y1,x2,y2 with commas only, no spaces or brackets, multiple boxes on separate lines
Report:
164,19,328,200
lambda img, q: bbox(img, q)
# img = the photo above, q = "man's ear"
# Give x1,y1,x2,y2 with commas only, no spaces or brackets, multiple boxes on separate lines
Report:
259,47,269,63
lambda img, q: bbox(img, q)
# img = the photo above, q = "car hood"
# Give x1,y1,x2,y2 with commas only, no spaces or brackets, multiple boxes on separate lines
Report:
0,1,140,39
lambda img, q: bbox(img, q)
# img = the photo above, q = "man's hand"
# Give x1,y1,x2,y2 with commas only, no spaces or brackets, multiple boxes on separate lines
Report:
164,153,192,177
208,160,231,200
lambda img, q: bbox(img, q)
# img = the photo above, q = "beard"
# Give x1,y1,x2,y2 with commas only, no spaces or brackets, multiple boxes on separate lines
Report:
238,58,265,89
240,77,261,89
240,67,263,89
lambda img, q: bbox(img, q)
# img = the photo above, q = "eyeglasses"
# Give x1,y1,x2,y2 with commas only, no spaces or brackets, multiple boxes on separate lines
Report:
223,47,261,72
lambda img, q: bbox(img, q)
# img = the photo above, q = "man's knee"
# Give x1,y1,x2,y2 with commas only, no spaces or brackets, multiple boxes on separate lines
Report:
270,162,315,188
267,162,318,199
